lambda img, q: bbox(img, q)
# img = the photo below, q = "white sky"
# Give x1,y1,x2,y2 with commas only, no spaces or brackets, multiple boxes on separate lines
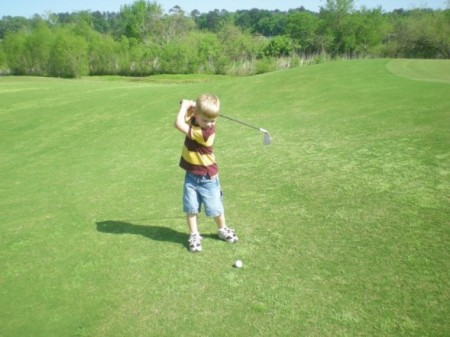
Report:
1,0,447,17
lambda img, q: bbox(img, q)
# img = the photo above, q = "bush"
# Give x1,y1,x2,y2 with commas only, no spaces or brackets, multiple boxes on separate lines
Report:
263,35,294,57
0,44,7,74
88,32,120,75
24,23,54,75
49,30,88,78
255,57,276,74
160,40,197,74
3,31,28,74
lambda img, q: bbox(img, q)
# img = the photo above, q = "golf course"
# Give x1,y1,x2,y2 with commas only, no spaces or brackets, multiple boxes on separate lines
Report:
1,59,449,336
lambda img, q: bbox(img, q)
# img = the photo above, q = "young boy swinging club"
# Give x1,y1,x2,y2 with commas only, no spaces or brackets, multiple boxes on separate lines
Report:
175,94,238,252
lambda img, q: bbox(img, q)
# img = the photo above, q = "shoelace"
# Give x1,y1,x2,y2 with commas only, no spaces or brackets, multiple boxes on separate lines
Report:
220,228,236,238
189,234,203,244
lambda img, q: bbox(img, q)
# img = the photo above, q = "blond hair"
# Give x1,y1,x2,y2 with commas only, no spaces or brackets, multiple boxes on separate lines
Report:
196,94,220,119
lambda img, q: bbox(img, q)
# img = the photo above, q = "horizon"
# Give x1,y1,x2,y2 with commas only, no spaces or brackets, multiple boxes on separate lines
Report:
1,0,447,18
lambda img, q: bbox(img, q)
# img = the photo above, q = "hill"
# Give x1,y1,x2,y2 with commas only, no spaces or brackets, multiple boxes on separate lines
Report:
0,59,449,336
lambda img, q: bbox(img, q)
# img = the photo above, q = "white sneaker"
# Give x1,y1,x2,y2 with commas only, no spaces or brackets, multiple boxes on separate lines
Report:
218,227,238,243
188,233,203,252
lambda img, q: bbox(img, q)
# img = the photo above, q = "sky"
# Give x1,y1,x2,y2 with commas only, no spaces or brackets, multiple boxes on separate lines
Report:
0,0,447,18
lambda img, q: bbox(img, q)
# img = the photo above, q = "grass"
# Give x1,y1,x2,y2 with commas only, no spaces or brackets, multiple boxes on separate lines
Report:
386,59,450,84
88,73,234,84
0,59,449,337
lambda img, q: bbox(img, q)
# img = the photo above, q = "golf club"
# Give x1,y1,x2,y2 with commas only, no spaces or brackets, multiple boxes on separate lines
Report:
179,100,271,145
219,113,272,145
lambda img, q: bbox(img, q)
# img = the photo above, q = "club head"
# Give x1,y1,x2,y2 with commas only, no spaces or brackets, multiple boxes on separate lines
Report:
263,132,272,145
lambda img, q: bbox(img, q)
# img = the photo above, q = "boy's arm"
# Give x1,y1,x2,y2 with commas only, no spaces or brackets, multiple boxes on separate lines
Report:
174,99,195,135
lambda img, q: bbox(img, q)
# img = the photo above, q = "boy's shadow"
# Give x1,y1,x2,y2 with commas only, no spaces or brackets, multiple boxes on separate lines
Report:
96,220,217,250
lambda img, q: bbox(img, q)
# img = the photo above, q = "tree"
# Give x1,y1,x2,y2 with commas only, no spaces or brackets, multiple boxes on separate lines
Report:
263,35,293,57
319,0,356,56
186,31,222,73
3,30,28,74
160,6,195,43
286,11,319,53
49,29,88,78
195,9,232,32
91,11,111,33
24,22,54,75
235,8,272,33
388,9,450,58
255,13,287,36
0,16,29,39
160,40,197,73
0,43,5,72
352,7,389,56
114,36,160,76
119,0,163,41
88,32,119,75
218,24,263,62
0,2,448,78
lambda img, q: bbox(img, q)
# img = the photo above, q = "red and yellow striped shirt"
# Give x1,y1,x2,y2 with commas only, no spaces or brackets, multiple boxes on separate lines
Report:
179,118,218,177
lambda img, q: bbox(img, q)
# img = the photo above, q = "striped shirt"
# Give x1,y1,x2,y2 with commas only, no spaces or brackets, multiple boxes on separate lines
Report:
179,118,218,177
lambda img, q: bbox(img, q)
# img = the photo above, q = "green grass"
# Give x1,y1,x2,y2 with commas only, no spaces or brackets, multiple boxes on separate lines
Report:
1,59,449,337
386,59,450,83
88,73,233,84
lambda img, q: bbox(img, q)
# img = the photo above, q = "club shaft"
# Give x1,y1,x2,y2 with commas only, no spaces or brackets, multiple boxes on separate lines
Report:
219,113,261,131
180,100,266,133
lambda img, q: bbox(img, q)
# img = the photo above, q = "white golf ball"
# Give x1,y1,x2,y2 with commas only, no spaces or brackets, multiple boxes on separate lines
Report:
234,260,243,268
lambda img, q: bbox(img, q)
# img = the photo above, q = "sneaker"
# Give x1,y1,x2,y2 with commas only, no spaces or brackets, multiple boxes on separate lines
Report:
218,227,238,243
188,233,203,252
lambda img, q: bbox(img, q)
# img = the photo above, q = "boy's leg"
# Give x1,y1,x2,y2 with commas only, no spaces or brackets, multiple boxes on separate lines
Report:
187,213,199,234
215,213,238,243
187,213,202,252
213,213,226,229
183,173,203,252
200,178,238,244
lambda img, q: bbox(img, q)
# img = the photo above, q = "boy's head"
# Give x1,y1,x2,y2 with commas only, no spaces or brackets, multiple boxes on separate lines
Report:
195,94,220,119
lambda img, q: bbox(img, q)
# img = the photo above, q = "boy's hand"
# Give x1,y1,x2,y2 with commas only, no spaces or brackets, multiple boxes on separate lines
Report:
175,99,195,135
180,99,196,116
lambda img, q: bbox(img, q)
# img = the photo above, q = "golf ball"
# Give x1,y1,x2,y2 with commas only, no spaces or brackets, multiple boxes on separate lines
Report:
234,260,243,268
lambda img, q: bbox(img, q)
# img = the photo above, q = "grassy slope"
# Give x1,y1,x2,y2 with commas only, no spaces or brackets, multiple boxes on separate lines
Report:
0,60,449,337
386,59,450,84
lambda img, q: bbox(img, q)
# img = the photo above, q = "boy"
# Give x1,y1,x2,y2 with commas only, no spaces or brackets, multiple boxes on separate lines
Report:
175,94,238,252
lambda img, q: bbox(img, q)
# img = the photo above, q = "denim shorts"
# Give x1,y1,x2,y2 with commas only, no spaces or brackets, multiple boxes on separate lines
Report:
183,172,224,217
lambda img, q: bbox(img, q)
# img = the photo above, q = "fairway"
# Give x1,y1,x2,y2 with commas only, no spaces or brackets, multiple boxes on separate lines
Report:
386,59,450,83
1,59,449,337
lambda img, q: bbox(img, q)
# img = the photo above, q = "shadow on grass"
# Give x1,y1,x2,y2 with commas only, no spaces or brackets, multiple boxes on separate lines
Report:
96,220,218,250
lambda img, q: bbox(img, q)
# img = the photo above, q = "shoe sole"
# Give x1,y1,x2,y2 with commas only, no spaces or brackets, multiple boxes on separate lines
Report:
219,236,238,243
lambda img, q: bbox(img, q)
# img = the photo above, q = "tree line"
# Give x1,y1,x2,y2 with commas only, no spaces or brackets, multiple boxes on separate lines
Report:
0,0,448,78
